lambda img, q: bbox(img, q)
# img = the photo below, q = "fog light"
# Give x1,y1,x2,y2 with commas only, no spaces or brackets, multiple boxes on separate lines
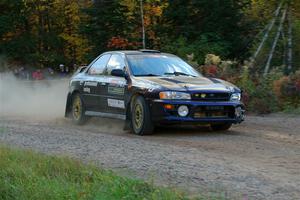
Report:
178,105,189,117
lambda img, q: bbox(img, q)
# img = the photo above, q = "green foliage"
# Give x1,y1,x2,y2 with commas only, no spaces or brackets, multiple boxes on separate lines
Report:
161,35,230,64
273,70,300,110
1,0,298,70
293,19,300,71
226,65,280,114
0,55,9,72
0,0,90,68
82,0,127,60
161,37,195,61
248,77,279,114
1,0,280,68
282,105,300,114
1,0,298,115
292,0,300,71
235,67,300,114
162,0,250,59
0,146,194,200
237,67,256,96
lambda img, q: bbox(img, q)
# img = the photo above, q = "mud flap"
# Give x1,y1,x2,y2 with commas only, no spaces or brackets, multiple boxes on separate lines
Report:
65,93,72,118
123,102,131,131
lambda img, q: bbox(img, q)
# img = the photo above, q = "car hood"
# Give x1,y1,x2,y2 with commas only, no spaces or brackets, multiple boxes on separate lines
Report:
133,76,240,93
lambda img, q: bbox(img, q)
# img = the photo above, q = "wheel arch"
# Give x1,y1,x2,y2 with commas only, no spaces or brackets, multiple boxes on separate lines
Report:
65,90,81,118
129,94,154,135
125,92,145,121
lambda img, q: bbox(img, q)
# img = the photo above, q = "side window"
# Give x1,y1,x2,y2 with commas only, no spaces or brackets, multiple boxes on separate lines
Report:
106,54,125,75
88,54,111,75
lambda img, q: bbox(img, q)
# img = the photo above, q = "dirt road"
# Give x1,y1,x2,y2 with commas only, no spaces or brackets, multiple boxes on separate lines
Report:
0,114,299,200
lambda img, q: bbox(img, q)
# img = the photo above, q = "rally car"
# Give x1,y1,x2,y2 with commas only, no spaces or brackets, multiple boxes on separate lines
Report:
65,50,245,135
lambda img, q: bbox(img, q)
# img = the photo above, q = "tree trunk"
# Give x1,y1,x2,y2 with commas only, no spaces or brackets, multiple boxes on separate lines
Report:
253,2,283,60
287,7,293,72
264,8,287,76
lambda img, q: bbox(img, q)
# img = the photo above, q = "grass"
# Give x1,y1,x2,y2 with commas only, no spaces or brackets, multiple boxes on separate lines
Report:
0,145,195,200
0,127,5,134
282,106,300,115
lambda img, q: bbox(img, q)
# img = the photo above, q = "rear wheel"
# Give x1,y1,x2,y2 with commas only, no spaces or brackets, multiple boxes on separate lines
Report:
211,123,232,131
131,96,154,135
71,93,87,125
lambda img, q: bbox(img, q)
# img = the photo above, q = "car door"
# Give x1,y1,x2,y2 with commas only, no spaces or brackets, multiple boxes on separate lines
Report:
82,54,111,111
102,54,127,114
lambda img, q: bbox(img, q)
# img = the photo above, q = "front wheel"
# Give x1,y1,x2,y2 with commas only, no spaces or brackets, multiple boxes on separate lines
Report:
131,96,154,135
211,123,232,131
71,93,87,125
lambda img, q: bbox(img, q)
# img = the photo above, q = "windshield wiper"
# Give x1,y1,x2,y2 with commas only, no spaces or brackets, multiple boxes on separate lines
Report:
134,74,160,77
164,72,196,77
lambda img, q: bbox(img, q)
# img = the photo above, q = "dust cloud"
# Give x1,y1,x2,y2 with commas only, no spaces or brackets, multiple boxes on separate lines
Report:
0,73,69,120
0,73,125,132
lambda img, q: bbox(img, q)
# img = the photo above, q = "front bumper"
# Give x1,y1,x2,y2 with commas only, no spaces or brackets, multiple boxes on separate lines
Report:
150,99,245,125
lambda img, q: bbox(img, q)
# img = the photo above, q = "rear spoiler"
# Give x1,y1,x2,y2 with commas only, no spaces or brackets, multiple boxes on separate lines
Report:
139,49,160,53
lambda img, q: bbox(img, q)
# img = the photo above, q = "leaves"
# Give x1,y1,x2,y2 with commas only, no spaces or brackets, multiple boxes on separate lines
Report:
1,0,298,70
0,0,91,67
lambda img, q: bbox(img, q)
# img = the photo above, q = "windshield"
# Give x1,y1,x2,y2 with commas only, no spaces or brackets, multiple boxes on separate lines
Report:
126,54,201,77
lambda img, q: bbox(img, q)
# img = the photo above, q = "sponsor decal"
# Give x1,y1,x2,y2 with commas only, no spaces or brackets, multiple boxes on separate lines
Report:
83,87,90,93
108,86,124,95
84,81,98,87
108,78,126,87
160,77,185,84
107,99,125,109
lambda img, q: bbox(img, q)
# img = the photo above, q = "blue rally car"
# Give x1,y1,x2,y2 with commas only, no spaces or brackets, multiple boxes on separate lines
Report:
65,50,245,135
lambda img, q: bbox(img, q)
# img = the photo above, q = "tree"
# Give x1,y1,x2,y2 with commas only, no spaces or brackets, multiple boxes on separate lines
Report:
160,0,251,63
0,0,36,64
82,0,128,59
55,0,91,66
0,0,90,68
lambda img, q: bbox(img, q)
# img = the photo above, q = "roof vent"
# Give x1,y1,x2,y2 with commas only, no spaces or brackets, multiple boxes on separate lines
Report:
139,49,161,53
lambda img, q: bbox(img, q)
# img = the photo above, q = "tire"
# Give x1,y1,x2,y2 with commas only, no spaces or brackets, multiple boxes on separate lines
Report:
71,93,87,125
130,96,154,135
211,123,232,131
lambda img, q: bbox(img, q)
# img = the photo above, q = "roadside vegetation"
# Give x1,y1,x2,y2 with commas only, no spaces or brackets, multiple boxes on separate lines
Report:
0,0,299,114
0,0,297,69
0,145,193,200
199,54,300,114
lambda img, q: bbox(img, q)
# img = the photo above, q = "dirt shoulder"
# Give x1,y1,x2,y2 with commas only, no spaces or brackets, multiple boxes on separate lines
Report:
0,114,299,200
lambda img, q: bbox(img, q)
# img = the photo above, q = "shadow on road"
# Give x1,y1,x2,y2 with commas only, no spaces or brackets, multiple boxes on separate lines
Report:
152,125,242,137
58,117,243,138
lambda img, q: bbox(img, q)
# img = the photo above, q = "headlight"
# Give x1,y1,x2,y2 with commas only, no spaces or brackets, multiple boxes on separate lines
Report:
159,91,191,100
230,93,241,101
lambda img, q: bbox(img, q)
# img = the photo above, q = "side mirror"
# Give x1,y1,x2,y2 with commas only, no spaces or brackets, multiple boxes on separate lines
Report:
74,66,87,75
78,66,87,73
111,68,126,77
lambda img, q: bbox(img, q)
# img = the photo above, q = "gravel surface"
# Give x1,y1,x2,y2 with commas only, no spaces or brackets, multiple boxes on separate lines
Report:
0,115,299,200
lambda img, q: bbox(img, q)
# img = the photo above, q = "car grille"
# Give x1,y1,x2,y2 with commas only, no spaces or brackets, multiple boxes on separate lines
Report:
193,105,235,118
191,92,230,101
